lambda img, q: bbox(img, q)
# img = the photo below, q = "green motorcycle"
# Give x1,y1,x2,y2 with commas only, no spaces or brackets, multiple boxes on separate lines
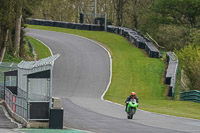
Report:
126,99,138,119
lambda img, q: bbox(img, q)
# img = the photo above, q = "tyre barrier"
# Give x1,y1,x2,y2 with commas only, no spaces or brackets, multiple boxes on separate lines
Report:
165,52,178,99
26,18,160,58
106,25,160,58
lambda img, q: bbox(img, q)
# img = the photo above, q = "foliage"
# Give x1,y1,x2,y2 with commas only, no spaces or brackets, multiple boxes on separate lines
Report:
32,0,76,22
154,25,191,51
175,44,200,90
3,36,34,63
152,0,200,26
0,0,41,61
112,0,128,26
3,53,23,63
191,30,200,46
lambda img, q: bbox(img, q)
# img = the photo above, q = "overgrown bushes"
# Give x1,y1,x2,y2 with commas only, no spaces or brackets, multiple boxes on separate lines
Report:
176,45,200,90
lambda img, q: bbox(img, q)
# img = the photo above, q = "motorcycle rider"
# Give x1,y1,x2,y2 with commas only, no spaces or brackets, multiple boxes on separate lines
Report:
125,92,139,112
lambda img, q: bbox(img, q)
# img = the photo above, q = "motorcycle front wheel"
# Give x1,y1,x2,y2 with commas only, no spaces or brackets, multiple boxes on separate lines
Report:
128,108,135,119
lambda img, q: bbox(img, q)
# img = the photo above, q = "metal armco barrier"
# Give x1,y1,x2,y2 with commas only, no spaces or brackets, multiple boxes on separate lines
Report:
180,90,200,103
26,18,160,58
165,52,178,99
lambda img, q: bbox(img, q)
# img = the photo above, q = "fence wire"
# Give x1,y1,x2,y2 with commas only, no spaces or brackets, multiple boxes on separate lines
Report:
0,62,18,99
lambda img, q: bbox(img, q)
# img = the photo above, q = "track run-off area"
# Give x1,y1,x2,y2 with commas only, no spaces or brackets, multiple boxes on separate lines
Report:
26,28,200,133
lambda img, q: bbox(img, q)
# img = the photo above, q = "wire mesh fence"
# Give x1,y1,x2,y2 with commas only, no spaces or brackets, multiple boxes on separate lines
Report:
0,62,18,99
5,87,28,120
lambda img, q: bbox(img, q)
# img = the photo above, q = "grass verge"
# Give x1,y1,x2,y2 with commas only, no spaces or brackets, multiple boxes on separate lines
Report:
3,53,23,63
3,36,51,63
2,37,33,63
27,24,200,120
26,36,52,59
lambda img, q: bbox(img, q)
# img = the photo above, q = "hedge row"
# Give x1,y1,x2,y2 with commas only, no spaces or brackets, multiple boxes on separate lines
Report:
26,18,160,58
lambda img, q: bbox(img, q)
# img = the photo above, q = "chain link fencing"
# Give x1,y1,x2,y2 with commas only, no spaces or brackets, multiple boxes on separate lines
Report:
0,62,18,99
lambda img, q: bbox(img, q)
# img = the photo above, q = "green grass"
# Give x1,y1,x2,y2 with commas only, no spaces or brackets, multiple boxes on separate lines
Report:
26,36,52,59
3,36,51,63
3,53,23,63
27,24,200,120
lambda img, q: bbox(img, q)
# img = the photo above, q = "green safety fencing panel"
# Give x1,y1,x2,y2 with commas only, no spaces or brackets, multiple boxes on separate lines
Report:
180,90,200,103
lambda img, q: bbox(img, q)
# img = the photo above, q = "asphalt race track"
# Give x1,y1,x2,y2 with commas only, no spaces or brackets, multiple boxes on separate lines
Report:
26,28,200,133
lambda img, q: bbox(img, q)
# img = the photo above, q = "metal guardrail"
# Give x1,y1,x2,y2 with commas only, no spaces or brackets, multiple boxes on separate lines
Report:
180,90,200,103
26,38,34,54
165,52,178,99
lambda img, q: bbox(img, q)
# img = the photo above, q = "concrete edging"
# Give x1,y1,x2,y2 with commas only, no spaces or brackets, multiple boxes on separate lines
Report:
1,100,49,128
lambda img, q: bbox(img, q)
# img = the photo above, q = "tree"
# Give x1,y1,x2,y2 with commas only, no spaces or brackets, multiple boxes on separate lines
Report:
0,0,42,61
176,44,200,90
126,0,154,30
113,0,128,26
152,0,200,26
32,0,75,22
154,25,191,51
0,0,15,61
13,0,23,57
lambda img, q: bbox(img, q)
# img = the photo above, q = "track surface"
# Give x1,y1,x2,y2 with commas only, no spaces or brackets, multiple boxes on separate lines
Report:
26,29,200,133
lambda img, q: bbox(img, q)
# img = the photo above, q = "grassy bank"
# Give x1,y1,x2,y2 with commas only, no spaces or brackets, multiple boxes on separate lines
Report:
3,36,51,63
26,36,52,59
27,24,200,120
3,37,33,63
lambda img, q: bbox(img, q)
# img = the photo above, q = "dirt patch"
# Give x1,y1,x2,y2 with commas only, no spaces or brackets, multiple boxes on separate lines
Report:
33,50,38,61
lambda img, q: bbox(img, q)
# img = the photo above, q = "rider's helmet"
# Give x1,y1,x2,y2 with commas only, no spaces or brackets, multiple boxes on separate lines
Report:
131,92,136,98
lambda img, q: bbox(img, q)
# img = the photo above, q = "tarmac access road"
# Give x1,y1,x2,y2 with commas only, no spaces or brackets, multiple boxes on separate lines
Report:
26,28,200,133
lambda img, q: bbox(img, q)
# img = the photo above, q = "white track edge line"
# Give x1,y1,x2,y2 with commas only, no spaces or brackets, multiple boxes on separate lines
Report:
34,38,53,56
